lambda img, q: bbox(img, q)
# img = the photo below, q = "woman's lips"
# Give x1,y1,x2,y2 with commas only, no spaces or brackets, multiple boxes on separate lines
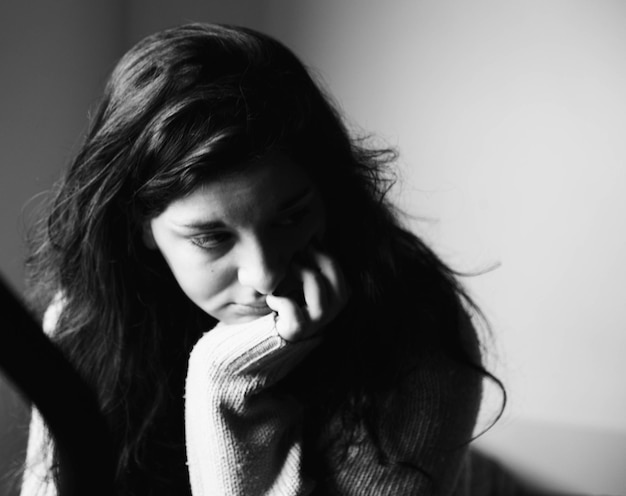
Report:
231,301,272,317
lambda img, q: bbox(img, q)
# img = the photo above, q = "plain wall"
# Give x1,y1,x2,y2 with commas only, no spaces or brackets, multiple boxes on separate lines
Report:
1,1,625,495
0,0,127,292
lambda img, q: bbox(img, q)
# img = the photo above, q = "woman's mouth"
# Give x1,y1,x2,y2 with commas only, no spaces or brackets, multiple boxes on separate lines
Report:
231,300,272,317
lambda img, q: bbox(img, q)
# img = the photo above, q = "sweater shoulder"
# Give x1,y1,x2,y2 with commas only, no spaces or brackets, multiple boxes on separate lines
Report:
41,293,65,336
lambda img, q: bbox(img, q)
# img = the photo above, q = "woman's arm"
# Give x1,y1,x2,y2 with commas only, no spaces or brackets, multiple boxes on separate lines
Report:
20,298,64,496
184,313,320,496
319,350,482,496
312,307,484,496
185,248,349,496
20,409,56,496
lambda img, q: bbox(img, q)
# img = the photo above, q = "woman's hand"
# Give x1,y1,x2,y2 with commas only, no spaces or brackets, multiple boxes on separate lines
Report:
265,247,350,342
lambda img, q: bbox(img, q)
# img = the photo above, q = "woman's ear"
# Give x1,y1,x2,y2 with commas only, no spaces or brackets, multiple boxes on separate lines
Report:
142,221,157,249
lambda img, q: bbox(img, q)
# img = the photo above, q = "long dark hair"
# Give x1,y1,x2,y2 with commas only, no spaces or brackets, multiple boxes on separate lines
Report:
25,23,503,494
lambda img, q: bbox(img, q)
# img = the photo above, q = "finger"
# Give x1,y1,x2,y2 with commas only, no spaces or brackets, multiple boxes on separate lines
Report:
308,249,350,304
300,265,328,323
265,294,308,342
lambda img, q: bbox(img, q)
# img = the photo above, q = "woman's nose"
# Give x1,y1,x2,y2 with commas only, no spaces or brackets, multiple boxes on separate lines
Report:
236,239,287,295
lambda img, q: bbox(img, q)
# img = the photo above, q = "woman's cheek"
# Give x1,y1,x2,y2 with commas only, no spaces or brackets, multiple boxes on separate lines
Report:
163,248,211,300
186,260,232,311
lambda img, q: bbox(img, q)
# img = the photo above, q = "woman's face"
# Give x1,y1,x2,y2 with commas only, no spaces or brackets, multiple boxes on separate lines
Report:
147,154,325,324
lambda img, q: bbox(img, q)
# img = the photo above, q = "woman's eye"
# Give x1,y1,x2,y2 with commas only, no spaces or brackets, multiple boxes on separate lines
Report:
190,232,231,250
275,207,310,227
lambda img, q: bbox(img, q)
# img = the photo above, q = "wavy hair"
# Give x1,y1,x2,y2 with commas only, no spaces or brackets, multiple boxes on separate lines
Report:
25,23,503,494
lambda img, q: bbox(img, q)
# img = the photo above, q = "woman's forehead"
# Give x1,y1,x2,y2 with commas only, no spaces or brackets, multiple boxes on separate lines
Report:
162,155,318,226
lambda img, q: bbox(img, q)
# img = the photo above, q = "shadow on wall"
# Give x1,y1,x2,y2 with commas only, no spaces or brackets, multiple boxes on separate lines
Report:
474,418,626,496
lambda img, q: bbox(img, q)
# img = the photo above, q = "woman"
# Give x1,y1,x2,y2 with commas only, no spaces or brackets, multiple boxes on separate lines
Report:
22,23,513,495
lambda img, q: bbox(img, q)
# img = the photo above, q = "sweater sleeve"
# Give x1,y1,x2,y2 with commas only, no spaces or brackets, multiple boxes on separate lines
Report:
20,298,64,496
184,313,320,496
20,409,56,496
313,310,484,496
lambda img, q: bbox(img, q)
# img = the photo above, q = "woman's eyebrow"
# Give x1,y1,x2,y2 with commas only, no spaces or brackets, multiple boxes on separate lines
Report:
177,186,315,231
277,186,314,211
179,219,226,231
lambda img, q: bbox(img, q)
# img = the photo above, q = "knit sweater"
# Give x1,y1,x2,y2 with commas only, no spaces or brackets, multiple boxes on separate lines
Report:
22,309,511,495
185,313,318,495
184,313,484,496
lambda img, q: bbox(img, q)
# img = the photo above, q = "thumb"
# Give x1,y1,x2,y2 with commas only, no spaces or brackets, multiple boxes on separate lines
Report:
265,294,309,342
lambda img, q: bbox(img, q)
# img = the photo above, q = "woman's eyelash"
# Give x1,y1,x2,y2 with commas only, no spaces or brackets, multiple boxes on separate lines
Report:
190,231,231,249
276,207,310,226
189,206,311,249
